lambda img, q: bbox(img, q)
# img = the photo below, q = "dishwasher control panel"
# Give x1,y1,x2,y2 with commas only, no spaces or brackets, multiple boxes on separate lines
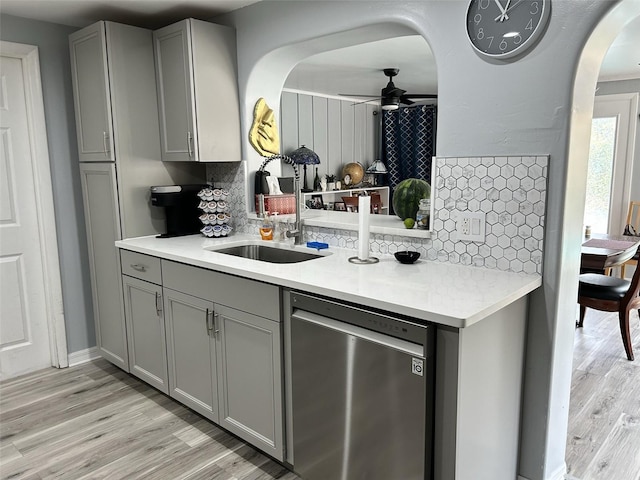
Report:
290,290,434,357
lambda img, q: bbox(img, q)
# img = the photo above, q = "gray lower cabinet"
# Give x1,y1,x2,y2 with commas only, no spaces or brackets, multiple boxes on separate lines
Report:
215,304,283,459
121,274,169,394
163,288,218,422
80,164,127,370
119,255,285,461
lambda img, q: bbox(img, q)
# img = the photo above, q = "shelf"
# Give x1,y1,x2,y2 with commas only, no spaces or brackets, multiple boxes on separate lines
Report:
303,186,390,215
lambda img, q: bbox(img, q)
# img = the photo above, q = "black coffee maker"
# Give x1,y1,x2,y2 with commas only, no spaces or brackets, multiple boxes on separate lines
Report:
150,184,208,237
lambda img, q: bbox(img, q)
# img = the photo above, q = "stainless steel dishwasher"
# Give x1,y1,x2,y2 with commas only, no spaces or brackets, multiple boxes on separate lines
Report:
287,291,434,480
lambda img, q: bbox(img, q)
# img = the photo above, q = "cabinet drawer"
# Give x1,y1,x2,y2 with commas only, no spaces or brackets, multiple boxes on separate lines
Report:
162,260,280,321
120,250,162,284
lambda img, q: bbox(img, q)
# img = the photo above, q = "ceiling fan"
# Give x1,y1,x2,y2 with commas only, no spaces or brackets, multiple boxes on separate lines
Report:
340,68,437,111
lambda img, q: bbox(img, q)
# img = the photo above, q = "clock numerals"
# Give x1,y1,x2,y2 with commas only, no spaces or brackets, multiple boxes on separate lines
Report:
466,0,550,59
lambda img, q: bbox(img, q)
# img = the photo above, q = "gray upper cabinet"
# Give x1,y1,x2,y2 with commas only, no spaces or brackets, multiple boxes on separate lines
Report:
153,19,241,162
69,22,114,162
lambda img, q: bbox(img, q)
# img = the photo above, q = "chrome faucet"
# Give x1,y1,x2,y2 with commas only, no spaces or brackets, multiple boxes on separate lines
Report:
257,155,303,245
284,175,303,244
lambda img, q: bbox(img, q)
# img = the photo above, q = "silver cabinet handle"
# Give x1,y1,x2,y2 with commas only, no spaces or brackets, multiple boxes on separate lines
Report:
206,308,214,336
130,264,147,272
187,131,193,158
103,131,110,154
155,292,162,317
213,312,220,336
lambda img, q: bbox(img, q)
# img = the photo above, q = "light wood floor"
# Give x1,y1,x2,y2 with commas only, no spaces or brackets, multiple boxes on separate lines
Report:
566,308,640,480
1,309,638,480
0,359,301,480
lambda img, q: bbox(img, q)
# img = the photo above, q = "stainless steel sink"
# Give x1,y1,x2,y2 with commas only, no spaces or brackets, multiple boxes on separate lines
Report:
208,243,327,263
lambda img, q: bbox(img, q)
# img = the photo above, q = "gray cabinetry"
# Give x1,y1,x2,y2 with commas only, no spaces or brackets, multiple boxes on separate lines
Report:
69,22,114,162
163,288,218,422
116,251,284,460
69,21,206,372
215,305,283,458
161,259,284,460
153,18,241,162
79,163,126,369
121,252,168,393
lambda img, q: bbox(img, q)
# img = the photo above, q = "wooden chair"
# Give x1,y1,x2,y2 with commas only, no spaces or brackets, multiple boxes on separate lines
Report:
342,194,384,214
577,260,640,360
342,196,360,212
370,192,383,214
621,200,640,278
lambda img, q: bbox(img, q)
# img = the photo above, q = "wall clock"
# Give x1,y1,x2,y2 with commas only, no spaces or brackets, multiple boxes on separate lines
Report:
466,0,551,59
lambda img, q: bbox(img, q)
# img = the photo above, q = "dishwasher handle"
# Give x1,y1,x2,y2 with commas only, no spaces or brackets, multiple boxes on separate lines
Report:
292,309,424,358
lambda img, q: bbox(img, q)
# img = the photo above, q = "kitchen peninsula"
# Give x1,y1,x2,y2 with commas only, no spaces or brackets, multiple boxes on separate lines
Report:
117,233,541,479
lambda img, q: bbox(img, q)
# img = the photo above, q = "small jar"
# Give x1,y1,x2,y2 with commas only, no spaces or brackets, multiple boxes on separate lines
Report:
416,199,431,230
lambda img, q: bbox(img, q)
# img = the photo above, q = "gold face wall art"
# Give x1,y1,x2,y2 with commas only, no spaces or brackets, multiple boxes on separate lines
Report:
249,98,280,156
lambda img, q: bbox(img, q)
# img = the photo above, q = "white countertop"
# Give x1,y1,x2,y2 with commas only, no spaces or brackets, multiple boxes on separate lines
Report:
116,234,541,329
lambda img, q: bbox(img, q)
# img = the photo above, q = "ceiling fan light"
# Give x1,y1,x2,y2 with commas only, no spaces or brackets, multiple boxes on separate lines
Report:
381,96,399,110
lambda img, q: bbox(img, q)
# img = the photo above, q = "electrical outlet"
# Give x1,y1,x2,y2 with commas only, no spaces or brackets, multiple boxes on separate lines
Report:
460,217,472,235
457,212,486,242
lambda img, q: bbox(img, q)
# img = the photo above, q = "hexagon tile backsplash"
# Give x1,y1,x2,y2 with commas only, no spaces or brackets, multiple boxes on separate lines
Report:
207,155,548,275
432,156,547,274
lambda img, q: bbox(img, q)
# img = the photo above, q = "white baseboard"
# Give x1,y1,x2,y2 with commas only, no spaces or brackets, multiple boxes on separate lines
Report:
67,347,101,367
517,463,567,480
550,463,568,480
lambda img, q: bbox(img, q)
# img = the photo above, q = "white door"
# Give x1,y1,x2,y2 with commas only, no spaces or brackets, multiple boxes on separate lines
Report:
0,42,66,379
583,93,638,234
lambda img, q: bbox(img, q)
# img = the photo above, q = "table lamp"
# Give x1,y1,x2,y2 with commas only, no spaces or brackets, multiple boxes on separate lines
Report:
366,159,387,186
290,145,320,192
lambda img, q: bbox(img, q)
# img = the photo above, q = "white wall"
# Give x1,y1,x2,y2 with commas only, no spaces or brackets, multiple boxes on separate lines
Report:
214,1,638,478
280,90,378,180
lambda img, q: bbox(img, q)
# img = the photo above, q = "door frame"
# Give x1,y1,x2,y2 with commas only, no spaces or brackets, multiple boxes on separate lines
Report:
592,92,639,235
1,41,68,368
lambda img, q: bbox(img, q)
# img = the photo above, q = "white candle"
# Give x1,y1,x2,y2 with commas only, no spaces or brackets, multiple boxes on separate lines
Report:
358,196,371,260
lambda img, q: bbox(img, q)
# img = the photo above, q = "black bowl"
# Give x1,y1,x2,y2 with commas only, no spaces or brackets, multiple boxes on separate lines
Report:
394,251,420,264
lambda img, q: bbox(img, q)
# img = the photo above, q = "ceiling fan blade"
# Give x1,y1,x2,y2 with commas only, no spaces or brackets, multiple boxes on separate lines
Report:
402,93,438,99
399,97,415,106
339,93,381,98
350,97,382,106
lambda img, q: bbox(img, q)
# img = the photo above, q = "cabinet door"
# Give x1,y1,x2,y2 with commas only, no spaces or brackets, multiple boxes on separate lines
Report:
80,163,127,370
69,22,114,162
153,19,196,162
215,305,283,460
122,275,168,393
163,288,218,422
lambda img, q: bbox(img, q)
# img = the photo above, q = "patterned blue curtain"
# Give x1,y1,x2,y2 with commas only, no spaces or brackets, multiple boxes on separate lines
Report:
383,105,437,196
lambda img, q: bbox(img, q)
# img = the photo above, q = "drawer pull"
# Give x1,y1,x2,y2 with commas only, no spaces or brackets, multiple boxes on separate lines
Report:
130,264,147,273
155,292,162,317
187,131,193,158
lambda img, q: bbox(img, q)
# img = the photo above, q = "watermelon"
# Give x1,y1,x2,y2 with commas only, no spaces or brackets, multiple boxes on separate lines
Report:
392,178,431,220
